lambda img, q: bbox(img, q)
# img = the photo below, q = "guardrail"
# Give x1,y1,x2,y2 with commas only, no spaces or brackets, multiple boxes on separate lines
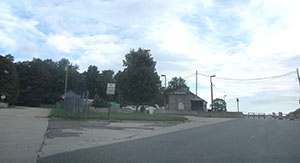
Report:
153,109,243,118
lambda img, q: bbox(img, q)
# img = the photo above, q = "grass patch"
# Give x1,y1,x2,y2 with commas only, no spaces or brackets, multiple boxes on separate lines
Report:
50,109,187,121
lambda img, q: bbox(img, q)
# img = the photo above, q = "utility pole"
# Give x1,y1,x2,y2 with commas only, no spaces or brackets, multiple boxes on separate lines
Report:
297,68,300,86
64,66,68,97
210,75,216,111
196,70,198,96
161,75,167,109
236,98,240,112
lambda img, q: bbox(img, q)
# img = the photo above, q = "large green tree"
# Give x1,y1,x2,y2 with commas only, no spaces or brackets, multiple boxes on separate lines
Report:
82,65,100,98
211,98,227,112
119,48,160,109
167,77,189,92
0,55,19,104
16,57,85,106
16,58,52,106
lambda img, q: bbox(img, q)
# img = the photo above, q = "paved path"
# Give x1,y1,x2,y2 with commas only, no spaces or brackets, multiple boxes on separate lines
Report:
0,107,50,163
38,119,300,163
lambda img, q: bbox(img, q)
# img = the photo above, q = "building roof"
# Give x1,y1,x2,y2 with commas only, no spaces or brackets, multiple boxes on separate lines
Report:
168,88,207,103
63,90,80,98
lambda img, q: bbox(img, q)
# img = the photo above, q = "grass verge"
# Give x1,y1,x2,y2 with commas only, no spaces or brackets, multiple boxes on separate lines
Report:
50,109,187,121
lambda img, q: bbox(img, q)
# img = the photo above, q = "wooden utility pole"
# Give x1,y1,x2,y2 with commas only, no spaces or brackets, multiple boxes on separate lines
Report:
64,66,68,96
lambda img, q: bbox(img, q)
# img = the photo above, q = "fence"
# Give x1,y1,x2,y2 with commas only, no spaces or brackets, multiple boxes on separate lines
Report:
0,102,8,108
56,91,90,114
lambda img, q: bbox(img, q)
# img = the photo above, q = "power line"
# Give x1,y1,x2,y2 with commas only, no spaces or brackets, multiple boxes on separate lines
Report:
197,71,296,81
183,73,196,79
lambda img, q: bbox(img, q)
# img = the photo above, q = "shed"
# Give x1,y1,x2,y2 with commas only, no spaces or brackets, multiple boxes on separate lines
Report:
168,88,207,111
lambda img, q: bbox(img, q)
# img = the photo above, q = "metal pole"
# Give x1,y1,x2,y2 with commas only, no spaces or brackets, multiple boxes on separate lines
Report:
297,68,300,86
196,70,198,96
64,66,68,96
237,101,239,112
161,75,166,109
164,76,166,108
210,76,214,111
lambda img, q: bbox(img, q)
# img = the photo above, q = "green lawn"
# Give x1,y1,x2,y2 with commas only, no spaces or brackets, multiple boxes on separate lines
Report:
50,109,187,121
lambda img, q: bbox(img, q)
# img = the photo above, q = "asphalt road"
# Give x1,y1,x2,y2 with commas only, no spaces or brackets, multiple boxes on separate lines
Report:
0,107,50,163
38,118,300,163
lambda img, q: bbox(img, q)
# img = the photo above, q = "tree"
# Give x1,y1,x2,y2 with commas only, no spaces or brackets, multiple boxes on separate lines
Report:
98,70,114,101
167,77,189,92
0,55,19,104
16,58,52,106
211,98,227,112
82,65,100,98
119,48,161,110
92,93,106,108
66,64,85,94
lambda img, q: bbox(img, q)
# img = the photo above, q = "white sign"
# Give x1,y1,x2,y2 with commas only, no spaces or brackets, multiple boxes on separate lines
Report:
106,83,115,95
1,95,5,100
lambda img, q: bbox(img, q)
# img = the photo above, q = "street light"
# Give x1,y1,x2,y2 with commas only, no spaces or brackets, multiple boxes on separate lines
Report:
161,74,167,109
223,95,227,101
210,75,216,111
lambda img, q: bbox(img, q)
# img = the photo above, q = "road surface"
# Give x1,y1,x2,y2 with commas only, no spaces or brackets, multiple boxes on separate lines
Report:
38,118,300,163
0,107,50,163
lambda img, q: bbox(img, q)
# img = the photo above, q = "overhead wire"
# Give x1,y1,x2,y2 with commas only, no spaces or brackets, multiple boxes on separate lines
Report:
182,73,196,79
215,71,296,81
196,70,296,82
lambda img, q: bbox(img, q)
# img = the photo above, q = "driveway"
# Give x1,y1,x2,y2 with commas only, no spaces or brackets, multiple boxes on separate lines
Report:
0,107,50,163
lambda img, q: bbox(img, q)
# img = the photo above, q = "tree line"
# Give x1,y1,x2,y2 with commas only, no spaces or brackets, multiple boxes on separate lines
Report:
0,48,189,108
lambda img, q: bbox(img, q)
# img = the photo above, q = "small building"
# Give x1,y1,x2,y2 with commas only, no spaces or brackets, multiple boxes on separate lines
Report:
62,90,80,99
168,88,207,111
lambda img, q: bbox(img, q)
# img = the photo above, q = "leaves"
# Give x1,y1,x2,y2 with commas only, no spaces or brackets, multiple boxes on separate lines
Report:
118,48,160,106
0,55,19,104
211,98,227,112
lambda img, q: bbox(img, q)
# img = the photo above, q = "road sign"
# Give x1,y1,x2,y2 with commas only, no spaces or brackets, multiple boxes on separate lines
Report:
106,83,115,95
1,95,5,102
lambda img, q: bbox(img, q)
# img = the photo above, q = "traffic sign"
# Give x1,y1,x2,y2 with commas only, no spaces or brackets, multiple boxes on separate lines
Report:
1,95,5,102
106,83,115,95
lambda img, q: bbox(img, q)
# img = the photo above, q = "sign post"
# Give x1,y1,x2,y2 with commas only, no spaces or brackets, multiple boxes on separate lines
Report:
106,83,115,117
1,95,6,103
236,98,239,112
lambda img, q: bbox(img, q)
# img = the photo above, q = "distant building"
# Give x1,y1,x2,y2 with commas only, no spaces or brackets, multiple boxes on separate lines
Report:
168,88,207,111
62,90,80,99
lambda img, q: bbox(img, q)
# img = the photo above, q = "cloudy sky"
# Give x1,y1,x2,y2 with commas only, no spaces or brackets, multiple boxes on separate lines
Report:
1,0,299,113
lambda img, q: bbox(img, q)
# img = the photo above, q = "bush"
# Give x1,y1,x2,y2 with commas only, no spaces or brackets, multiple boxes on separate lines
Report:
92,94,107,108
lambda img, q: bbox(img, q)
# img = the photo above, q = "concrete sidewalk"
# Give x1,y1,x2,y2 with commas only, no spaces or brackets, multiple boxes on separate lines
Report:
0,107,50,163
40,116,234,158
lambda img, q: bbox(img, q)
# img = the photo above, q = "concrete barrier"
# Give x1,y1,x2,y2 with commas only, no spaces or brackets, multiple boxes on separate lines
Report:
153,109,243,118
0,102,8,108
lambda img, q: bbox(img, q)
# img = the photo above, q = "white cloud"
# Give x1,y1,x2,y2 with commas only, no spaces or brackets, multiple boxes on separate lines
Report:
47,34,85,53
0,0,300,113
